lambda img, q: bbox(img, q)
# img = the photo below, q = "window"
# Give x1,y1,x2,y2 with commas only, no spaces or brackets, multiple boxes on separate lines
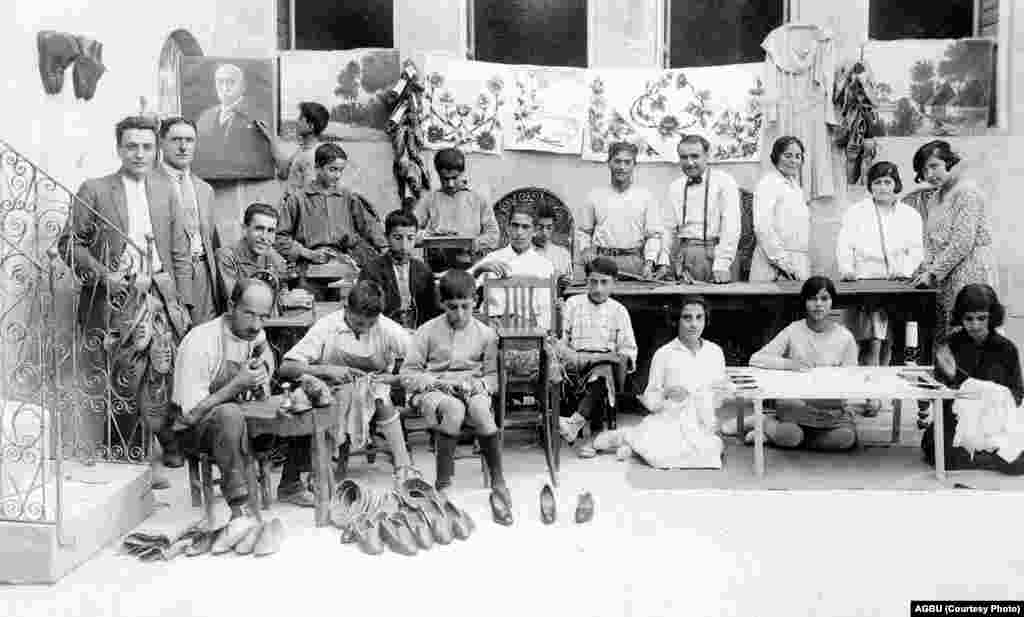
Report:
471,0,588,67
668,0,783,68
286,0,394,50
869,0,974,40
157,30,203,117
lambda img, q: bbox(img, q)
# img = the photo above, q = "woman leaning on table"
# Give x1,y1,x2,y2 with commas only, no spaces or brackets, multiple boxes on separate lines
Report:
744,276,860,451
835,161,924,414
749,136,811,282
907,140,998,342
922,284,1024,474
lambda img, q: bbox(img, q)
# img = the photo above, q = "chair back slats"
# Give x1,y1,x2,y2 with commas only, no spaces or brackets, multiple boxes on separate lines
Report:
484,275,559,333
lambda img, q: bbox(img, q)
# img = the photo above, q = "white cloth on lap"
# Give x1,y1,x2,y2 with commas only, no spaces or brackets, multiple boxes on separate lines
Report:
953,378,1024,464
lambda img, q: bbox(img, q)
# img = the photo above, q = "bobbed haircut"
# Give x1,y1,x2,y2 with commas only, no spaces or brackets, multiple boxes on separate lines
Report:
243,202,279,226
385,209,419,234
347,280,386,317
315,142,348,168
866,161,903,194
800,275,838,304
912,140,961,183
769,136,805,166
298,102,330,135
434,148,466,173
585,256,619,279
678,294,711,325
439,269,477,302
952,283,1005,329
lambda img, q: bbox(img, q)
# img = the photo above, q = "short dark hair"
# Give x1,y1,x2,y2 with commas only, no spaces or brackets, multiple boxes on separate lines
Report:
508,204,536,225
434,148,466,174
607,141,638,162
347,280,385,317
952,284,1005,329
800,275,838,304
115,116,159,146
770,136,805,166
385,209,419,234
678,295,711,325
535,203,557,222
315,142,348,168
243,203,279,226
585,256,619,279
677,134,710,154
158,116,197,139
866,161,903,194
439,269,476,302
298,102,330,135
912,140,961,184
230,277,274,306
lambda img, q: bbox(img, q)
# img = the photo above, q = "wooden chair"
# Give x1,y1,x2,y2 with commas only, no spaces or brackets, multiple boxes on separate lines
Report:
483,275,562,487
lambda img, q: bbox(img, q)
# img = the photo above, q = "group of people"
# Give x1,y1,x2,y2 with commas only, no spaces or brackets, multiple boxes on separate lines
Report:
57,101,1021,538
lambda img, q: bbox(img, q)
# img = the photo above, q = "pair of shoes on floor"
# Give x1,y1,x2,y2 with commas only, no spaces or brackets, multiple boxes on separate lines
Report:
277,484,316,508
489,487,515,526
538,484,595,525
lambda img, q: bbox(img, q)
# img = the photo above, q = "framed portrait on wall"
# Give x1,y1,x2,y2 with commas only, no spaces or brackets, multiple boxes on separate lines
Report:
180,57,276,180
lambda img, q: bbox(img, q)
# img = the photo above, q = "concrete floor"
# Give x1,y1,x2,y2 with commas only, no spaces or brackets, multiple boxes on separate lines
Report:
2,411,1024,617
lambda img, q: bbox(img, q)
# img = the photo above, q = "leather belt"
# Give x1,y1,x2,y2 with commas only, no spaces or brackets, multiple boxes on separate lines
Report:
676,237,719,246
596,247,642,257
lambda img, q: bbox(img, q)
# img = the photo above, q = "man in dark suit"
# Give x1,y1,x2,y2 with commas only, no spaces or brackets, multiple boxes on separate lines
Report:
358,210,440,329
193,63,272,179
58,115,192,486
157,116,221,322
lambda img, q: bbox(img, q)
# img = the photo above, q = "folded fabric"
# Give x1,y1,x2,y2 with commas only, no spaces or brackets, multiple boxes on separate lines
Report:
122,517,206,561
953,378,1024,464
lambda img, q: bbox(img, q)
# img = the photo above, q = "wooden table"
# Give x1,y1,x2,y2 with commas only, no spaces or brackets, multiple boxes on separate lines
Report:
417,235,475,250
726,366,961,480
564,280,939,390
264,301,342,330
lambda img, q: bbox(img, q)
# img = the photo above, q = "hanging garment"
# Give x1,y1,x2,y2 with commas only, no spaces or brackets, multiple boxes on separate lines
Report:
953,378,1024,464
833,60,880,185
761,23,837,200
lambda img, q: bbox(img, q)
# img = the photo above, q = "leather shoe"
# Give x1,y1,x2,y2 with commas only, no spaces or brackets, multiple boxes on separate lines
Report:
185,528,217,557
574,491,595,524
277,486,316,508
539,484,556,525
331,479,366,533
234,522,264,555
443,499,472,541
489,488,514,527
351,512,386,555
380,512,419,556
212,516,258,554
406,508,435,550
425,499,454,545
254,518,284,557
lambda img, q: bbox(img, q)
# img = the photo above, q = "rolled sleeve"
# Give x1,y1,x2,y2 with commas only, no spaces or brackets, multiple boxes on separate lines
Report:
172,330,214,415
713,175,741,272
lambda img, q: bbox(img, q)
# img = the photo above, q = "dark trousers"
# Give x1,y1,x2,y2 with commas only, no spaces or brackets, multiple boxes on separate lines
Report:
179,403,250,504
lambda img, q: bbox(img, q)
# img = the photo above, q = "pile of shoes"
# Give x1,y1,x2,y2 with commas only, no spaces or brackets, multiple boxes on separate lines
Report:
331,478,475,556
189,517,285,558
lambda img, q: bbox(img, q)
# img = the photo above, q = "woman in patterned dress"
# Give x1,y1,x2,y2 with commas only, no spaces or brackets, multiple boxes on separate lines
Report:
908,141,998,343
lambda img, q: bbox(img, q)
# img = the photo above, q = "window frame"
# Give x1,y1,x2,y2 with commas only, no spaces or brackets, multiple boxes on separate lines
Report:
661,0,790,68
283,0,397,51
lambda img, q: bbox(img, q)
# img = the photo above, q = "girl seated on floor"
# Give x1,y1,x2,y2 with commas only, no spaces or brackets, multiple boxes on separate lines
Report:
593,296,731,468
922,284,1024,475
745,276,860,451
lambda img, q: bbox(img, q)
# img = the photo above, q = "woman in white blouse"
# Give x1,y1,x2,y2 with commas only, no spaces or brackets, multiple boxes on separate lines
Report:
749,136,811,282
836,162,923,409
592,296,732,469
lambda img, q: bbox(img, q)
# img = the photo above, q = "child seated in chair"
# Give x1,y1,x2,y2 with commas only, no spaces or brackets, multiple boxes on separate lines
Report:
557,257,638,458
400,270,514,525
278,280,419,486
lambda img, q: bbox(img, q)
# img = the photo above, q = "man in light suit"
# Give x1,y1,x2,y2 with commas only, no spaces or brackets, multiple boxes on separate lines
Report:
58,115,192,486
193,63,272,179
157,116,221,323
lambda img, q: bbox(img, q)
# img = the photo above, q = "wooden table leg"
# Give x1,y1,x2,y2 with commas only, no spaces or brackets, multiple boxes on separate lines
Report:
754,398,765,478
891,399,902,444
311,414,330,527
736,405,744,441
245,459,263,523
200,457,215,524
932,398,945,482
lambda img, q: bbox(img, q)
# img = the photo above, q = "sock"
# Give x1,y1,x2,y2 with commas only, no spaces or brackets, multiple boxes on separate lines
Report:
435,432,457,490
477,433,505,490
380,415,411,468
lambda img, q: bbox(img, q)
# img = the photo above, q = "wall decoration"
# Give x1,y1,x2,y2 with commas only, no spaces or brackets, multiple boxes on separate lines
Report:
385,61,431,210
862,38,996,137
502,66,586,155
279,49,401,142
420,54,510,154
582,63,763,163
181,57,275,180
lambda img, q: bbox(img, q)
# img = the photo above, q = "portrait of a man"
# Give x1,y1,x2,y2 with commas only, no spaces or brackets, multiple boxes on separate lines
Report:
181,57,276,180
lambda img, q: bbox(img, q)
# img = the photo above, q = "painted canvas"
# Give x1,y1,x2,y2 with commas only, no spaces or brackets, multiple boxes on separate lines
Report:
863,38,996,137
420,54,511,155
503,66,587,155
279,49,401,142
582,63,764,163
180,57,276,180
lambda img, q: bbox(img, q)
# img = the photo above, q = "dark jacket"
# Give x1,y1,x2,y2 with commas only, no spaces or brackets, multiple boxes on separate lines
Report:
358,252,440,326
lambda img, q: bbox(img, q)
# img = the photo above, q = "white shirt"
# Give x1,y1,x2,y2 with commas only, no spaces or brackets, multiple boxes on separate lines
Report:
575,185,667,265
752,169,809,275
533,242,573,279
120,174,162,273
475,245,555,331
560,294,638,371
393,262,412,310
643,337,726,414
173,316,274,415
665,168,741,271
836,197,924,280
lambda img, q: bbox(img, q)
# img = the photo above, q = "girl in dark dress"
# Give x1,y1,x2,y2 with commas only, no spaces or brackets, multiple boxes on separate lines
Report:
922,284,1024,474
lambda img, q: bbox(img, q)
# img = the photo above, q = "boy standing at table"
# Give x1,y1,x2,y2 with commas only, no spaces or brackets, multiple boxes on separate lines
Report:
557,257,638,458
400,270,513,525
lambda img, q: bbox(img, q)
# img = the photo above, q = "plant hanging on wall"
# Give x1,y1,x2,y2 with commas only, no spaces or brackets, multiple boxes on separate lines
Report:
385,60,430,211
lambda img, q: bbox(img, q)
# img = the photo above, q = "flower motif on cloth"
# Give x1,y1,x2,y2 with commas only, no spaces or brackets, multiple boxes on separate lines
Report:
420,54,508,154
